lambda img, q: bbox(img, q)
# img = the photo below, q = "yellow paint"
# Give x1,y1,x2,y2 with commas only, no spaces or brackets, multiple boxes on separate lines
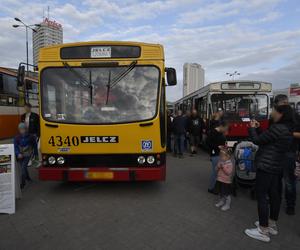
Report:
38,41,166,155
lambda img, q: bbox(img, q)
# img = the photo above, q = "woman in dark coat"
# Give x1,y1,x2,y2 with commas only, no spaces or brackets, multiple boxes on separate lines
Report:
245,105,294,243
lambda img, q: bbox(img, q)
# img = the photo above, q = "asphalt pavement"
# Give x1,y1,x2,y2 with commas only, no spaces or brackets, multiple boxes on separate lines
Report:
0,150,299,250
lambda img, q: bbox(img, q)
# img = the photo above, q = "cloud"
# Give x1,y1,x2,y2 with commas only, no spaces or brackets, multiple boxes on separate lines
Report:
0,0,299,102
179,0,282,24
241,59,300,89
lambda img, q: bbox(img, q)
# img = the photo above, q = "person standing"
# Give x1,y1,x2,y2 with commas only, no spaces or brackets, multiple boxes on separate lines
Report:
167,110,173,153
187,109,204,156
245,105,294,243
215,146,234,211
21,103,40,138
14,123,38,189
209,108,224,130
273,94,299,215
207,121,228,193
173,110,186,158
183,110,191,152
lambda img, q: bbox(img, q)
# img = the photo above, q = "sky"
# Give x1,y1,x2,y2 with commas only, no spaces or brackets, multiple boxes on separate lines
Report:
0,0,300,101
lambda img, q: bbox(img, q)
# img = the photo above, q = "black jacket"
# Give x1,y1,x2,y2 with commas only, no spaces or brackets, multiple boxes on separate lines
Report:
249,123,293,174
21,112,40,137
172,115,187,135
207,128,226,156
187,116,204,136
167,115,173,134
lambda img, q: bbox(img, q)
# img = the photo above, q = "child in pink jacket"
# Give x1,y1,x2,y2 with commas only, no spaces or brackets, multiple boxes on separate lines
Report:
215,146,233,211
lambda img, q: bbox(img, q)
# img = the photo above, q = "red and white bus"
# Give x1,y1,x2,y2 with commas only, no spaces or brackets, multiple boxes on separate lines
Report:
0,67,38,139
174,80,272,145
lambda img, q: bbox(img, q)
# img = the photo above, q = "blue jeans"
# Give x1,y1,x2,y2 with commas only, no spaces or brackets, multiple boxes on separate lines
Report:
209,156,219,190
20,156,31,186
284,153,297,208
174,134,185,155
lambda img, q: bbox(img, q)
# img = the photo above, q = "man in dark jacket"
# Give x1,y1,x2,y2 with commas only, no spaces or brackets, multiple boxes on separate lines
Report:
167,110,173,152
187,109,204,155
21,103,40,137
273,94,298,215
245,105,294,243
172,110,186,158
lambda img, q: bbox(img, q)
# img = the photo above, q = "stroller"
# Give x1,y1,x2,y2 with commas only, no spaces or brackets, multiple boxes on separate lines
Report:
233,141,259,199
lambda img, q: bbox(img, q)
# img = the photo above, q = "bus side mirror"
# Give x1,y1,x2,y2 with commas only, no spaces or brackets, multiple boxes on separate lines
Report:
165,68,177,86
17,65,25,87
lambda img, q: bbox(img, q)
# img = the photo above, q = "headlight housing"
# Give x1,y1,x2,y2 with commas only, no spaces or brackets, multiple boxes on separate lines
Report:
137,156,145,164
57,156,65,165
48,156,56,165
147,156,155,164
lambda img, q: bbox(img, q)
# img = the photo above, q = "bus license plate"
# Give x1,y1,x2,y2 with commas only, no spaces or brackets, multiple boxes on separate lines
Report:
86,172,114,180
90,47,111,58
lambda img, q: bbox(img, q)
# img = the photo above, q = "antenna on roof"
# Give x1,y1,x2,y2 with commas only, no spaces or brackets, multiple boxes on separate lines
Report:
42,7,45,20
47,6,50,19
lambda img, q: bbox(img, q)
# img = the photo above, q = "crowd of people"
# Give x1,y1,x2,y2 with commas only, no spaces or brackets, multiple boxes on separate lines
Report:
167,94,299,243
9,97,300,243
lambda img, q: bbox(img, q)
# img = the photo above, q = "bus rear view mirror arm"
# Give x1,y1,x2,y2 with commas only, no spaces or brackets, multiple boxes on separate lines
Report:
17,62,38,87
165,67,177,86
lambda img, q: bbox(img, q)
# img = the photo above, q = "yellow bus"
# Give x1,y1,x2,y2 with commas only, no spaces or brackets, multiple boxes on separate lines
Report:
18,41,177,181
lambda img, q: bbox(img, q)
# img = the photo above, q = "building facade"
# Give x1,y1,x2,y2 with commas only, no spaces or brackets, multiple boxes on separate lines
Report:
183,63,205,97
32,18,63,65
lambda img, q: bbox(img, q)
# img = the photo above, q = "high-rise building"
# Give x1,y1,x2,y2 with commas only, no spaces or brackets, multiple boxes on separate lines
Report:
183,63,205,96
32,18,63,65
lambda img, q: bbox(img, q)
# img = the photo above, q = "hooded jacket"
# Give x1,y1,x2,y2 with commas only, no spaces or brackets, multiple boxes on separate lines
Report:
249,123,293,174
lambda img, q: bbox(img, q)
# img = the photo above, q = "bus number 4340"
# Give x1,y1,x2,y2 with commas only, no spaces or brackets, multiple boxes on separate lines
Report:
48,136,80,147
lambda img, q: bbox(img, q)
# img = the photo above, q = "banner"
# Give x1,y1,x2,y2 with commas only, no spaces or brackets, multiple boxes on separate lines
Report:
0,144,15,214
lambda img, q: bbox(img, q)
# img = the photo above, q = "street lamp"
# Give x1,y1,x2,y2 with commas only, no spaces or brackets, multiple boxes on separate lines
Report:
12,17,41,73
226,71,240,80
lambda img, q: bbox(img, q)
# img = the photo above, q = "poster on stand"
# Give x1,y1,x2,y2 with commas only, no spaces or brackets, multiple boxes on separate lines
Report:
0,144,15,214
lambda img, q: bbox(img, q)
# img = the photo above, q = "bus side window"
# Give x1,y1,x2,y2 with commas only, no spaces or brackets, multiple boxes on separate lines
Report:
0,73,19,106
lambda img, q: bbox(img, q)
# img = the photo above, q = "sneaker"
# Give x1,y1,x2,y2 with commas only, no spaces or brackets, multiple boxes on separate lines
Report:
286,207,295,215
221,196,231,211
215,199,225,208
245,227,270,242
254,221,278,235
221,204,230,211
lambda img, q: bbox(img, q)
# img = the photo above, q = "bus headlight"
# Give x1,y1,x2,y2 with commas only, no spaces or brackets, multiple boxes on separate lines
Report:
137,156,145,164
48,156,56,165
57,156,65,165
147,156,155,164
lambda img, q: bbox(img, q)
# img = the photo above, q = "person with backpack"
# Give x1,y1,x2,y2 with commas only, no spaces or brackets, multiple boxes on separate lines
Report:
245,105,294,243
187,109,204,156
14,123,38,189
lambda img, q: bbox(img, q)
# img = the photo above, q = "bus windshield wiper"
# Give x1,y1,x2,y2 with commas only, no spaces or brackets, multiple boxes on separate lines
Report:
63,61,94,104
63,62,91,88
105,61,137,105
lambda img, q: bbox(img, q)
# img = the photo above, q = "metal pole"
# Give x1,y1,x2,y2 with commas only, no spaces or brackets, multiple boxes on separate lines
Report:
26,26,29,73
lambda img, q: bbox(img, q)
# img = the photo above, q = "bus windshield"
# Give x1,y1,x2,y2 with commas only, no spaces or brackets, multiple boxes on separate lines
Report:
211,94,268,120
41,66,160,124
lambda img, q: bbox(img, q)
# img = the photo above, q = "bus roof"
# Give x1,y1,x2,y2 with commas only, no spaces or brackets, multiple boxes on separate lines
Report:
175,80,272,103
39,41,164,62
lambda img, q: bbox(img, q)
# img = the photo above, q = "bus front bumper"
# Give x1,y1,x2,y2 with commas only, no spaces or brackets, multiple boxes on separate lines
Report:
39,165,166,181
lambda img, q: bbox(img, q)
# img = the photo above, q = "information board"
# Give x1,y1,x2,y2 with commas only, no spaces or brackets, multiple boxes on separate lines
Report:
0,144,15,214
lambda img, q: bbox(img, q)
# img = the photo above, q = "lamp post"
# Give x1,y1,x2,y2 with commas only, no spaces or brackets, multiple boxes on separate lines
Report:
226,71,240,80
12,18,41,74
